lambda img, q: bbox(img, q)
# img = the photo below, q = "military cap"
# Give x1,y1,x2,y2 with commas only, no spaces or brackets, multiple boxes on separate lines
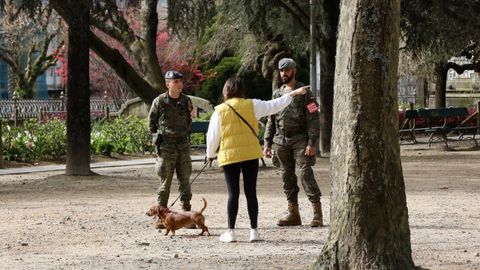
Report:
164,70,184,79
278,58,296,69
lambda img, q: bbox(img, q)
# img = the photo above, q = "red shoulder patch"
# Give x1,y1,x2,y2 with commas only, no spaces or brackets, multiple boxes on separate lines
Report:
306,102,318,114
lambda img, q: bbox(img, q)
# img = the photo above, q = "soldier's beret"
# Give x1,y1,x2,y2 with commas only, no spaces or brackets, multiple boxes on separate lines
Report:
278,58,296,69
165,70,183,79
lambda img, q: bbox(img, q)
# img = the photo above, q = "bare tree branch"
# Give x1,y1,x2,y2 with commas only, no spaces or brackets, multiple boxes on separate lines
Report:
275,0,310,32
89,31,159,105
90,0,138,48
138,0,162,88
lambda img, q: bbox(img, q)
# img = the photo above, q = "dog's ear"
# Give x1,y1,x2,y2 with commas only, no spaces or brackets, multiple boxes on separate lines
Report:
146,205,160,216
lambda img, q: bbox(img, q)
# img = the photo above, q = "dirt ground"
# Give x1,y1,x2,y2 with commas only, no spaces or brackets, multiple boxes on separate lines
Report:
1,141,480,270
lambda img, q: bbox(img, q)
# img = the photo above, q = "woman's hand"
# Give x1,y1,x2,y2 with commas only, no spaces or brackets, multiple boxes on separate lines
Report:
263,147,272,158
204,156,215,167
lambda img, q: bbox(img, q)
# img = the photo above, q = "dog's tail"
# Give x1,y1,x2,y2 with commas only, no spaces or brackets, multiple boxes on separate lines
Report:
199,197,207,213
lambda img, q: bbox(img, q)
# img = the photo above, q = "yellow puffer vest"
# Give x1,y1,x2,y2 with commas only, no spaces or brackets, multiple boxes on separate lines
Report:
215,98,263,167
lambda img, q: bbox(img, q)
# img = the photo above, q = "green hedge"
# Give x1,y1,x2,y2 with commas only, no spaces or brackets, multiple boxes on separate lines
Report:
2,116,155,163
2,119,67,162
1,115,217,163
91,116,153,156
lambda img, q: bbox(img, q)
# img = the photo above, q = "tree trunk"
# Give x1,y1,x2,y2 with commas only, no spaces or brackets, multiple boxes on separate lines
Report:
138,0,164,92
7,66,16,97
415,77,425,108
52,0,93,176
423,78,429,107
318,0,340,155
312,0,415,269
434,61,447,108
15,75,35,99
257,36,291,94
272,69,282,92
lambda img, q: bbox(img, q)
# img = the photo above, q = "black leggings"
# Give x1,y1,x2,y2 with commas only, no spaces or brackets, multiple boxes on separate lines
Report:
222,159,259,229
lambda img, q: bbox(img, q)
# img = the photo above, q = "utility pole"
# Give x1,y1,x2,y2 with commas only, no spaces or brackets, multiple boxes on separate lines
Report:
310,0,321,154
310,0,317,101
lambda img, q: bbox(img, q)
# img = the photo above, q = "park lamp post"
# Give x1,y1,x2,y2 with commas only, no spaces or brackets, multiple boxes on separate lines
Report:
310,0,317,100
310,0,321,104
103,90,109,120
310,0,321,154
60,91,65,111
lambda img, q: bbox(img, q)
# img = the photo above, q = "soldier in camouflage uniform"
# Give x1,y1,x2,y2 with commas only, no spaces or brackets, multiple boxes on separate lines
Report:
263,58,323,227
148,70,195,228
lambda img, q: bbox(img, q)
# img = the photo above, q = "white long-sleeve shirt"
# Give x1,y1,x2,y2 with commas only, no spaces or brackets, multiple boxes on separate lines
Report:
206,94,294,158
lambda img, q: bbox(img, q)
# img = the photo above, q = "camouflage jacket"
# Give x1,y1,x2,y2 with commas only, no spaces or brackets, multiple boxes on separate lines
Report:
148,92,193,148
264,82,319,147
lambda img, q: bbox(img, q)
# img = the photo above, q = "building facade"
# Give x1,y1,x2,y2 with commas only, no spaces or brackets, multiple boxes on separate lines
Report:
0,61,7,99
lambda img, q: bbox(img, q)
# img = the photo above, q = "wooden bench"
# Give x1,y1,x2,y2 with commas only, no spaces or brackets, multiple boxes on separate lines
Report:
399,109,419,144
416,107,478,148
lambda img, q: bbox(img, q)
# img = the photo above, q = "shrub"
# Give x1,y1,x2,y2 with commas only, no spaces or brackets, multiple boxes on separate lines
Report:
33,119,67,159
91,116,154,156
2,123,38,162
2,116,154,162
196,56,241,104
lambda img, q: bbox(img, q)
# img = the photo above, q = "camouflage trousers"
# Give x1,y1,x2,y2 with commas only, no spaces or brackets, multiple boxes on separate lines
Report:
155,147,192,206
276,139,321,204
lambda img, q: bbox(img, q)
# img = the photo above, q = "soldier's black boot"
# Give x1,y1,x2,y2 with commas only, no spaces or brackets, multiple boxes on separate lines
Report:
182,203,197,229
277,202,302,226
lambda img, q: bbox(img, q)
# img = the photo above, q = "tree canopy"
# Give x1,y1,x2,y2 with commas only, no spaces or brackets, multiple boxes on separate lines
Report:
0,1,63,98
400,0,480,76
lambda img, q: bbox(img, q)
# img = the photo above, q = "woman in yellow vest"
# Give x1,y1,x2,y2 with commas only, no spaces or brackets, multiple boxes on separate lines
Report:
206,77,308,242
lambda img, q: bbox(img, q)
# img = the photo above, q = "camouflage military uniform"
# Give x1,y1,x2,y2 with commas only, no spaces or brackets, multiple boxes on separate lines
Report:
264,82,321,204
148,92,193,207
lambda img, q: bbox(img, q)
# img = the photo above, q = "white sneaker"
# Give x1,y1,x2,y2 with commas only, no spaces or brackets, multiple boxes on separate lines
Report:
249,229,261,242
219,229,236,243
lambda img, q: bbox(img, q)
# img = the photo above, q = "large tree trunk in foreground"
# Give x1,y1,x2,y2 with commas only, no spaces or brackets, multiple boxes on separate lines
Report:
0,121,3,169
312,0,415,269
52,0,93,176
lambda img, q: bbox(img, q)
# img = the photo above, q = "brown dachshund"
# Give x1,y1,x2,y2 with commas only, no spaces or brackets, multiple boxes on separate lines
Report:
146,198,210,236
